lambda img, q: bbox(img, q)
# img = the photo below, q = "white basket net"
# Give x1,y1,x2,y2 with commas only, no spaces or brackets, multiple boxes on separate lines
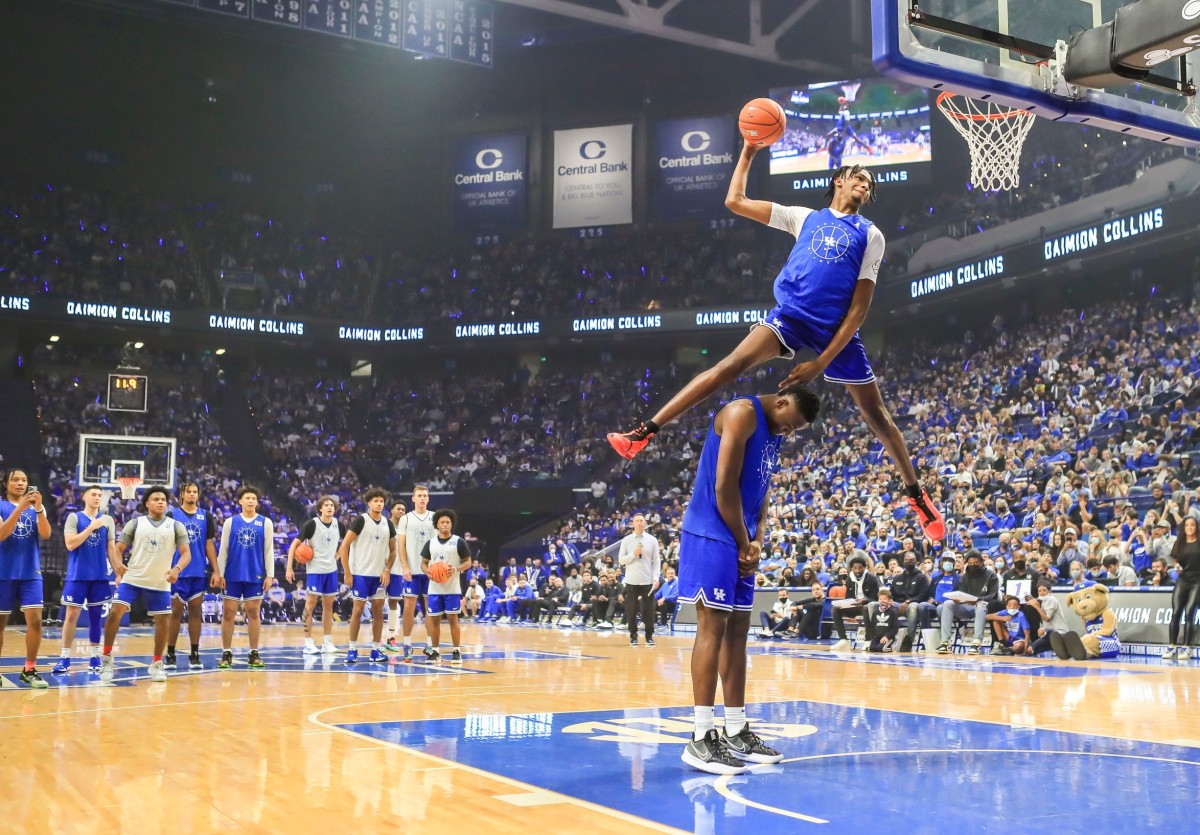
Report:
936,92,1036,191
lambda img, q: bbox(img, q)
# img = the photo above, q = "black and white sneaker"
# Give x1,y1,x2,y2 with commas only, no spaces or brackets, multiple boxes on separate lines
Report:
646,637,656,647
721,726,784,764
163,650,178,670
681,729,747,775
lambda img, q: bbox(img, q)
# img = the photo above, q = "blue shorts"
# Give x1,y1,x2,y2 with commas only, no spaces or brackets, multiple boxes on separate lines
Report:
386,574,407,599
62,579,113,607
114,582,172,616
404,574,429,598
172,576,209,603
223,580,264,602
0,578,44,611
428,594,462,617
757,306,876,385
307,571,338,596
352,575,384,601
678,531,755,612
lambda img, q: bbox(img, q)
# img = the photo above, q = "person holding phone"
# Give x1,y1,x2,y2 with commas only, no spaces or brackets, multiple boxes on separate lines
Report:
0,469,53,688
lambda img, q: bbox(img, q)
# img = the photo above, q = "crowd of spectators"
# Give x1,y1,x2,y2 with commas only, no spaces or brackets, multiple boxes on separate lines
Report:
0,130,1186,324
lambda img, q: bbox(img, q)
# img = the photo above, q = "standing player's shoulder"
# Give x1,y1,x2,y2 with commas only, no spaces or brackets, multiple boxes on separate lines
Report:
715,397,760,435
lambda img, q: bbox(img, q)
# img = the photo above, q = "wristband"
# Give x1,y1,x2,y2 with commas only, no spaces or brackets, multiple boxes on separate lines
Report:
37,507,46,515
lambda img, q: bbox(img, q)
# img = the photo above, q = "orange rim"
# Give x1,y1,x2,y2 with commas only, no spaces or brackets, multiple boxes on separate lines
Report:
935,91,1032,121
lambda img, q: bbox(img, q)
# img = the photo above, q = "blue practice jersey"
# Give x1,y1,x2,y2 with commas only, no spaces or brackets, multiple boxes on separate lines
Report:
770,207,877,333
224,514,268,583
66,511,110,582
0,500,41,580
682,397,782,546
171,506,215,579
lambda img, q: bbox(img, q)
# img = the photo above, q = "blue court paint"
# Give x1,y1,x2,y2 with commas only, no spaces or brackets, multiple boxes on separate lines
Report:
0,646,596,690
745,646,1160,677
338,700,1200,834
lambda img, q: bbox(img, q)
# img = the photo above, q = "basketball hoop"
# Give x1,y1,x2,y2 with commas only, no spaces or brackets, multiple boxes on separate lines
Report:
116,476,142,501
936,92,1036,191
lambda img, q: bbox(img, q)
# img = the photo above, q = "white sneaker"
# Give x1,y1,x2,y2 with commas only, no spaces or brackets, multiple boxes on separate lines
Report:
831,639,852,652
99,655,115,683
303,642,320,655
148,660,167,682
321,640,338,654
600,621,614,629
499,616,510,624
1162,646,1177,660
1179,648,1192,661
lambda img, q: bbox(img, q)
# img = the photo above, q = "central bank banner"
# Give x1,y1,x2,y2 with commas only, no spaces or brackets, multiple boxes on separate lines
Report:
653,116,735,221
452,134,527,232
552,124,633,229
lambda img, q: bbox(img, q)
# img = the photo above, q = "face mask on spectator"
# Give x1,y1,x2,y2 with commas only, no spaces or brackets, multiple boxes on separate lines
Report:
1006,602,1020,615
904,560,917,573
1013,560,1026,571
1071,569,1084,580
966,563,983,575
941,561,954,572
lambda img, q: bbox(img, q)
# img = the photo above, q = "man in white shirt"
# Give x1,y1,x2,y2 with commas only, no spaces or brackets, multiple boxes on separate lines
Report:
618,513,662,647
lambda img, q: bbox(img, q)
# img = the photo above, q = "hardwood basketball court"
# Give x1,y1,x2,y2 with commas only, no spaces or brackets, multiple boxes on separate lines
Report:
3,621,1199,833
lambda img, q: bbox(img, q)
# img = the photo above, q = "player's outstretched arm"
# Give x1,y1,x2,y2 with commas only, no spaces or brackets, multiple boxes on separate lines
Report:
724,141,774,225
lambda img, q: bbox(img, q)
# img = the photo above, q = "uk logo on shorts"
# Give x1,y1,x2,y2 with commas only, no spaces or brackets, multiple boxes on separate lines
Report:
809,224,851,263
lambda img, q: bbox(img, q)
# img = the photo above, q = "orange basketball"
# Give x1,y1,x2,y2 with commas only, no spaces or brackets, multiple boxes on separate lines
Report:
428,561,454,584
738,97,786,147
295,543,314,564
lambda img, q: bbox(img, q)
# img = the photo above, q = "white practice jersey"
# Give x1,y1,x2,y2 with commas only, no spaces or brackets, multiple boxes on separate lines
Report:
399,510,436,575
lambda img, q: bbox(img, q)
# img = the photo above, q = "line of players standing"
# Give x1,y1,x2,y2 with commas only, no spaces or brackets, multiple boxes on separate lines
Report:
0,472,472,687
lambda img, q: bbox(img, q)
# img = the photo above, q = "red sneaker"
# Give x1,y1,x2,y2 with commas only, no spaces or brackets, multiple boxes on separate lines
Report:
607,422,657,460
907,489,945,541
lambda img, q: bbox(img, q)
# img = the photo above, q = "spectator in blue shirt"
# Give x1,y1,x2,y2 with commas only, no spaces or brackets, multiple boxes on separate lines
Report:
993,499,1018,530
987,594,1032,655
654,567,679,625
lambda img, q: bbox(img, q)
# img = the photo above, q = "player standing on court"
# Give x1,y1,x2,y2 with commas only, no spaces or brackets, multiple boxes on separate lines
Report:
287,495,345,655
395,485,437,661
338,488,396,664
166,482,218,670
678,385,820,774
214,486,274,670
421,509,472,665
609,144,944,542
384,498,406,644
99,486,191,684
54,485,118,675
0,469,53,688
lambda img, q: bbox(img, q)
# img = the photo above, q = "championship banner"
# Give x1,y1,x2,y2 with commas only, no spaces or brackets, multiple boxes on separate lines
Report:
653,116,735,222
452,134,527,232
552,124,633,230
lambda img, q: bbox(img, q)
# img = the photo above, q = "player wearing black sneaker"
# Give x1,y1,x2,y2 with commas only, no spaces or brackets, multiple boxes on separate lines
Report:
681,729,747,775
721,726,784,764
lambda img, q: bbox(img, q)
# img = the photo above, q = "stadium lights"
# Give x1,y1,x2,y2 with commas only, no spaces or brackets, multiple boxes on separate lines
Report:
215,348,226,356
133,341,144,349
48,335,59,342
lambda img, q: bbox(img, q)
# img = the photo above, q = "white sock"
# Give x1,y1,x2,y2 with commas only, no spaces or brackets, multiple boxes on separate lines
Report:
305,637,316,645
60,648,70,658
371,642,379,650
323,635,334,643
452,646,461,653
725,706,747,737
387,605,400,635
693,706,715,741
90,645,100,657
349,641,357,650
402,632,411,645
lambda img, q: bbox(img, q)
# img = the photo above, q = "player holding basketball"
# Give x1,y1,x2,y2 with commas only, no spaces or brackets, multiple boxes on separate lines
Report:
53,485,118,675
395,485,437,661
287,495,345,655
337,488,396,664
99,486,191,684
608,144,945,542
166,483,218,670
0,470,53,687
421,509,472,665
214,486,274,670
678,385,820,774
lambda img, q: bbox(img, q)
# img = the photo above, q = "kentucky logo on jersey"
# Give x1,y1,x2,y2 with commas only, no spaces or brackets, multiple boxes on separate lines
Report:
12,513,35,539
809,223,852,263
758,445,779,490
185,523,201,543
237,527,259,548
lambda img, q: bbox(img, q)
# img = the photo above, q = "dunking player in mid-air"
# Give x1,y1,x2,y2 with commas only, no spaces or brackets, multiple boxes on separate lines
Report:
608,140,945,541
826,96,872,169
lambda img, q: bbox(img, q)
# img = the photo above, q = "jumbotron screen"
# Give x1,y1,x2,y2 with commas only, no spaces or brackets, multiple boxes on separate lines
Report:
767,78,932,197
